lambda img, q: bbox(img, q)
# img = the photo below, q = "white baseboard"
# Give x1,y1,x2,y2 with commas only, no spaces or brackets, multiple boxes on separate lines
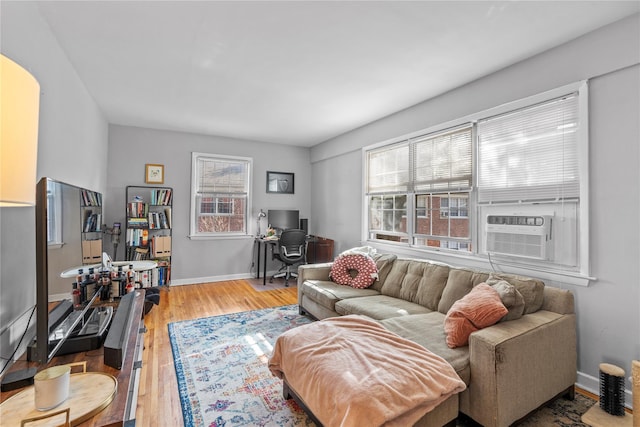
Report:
0,307,36,377
169,271,278,287
577,371,634,410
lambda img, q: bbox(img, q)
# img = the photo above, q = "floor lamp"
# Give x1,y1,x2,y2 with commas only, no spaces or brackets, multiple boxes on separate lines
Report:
0,54,40,390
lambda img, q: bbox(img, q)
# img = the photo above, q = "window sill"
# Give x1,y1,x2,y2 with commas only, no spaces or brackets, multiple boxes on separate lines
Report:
366,240,595,287
188,233,254,241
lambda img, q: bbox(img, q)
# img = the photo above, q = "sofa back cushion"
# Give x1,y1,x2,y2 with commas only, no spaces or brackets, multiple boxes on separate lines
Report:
486,273,545,314
370,253,398,292
380,259,450,311
491,280,526,321
438,268,490,314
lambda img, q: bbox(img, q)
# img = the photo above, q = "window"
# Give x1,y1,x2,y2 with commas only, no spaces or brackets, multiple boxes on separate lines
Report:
47,180,62,246
476,93,581,269
366,126,472,249
364,82,589,281
368,194,407,242
190,153,252,237
440,196,468,218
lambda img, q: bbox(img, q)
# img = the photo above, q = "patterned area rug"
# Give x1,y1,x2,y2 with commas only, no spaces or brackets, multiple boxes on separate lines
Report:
457,393,596,426
168,305,314,427
169,305,596,427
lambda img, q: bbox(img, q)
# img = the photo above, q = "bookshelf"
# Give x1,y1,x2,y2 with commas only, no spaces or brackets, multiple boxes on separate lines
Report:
125,186,172,287
81,189,103,264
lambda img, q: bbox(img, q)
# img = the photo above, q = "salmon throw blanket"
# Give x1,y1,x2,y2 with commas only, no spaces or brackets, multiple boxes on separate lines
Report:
269,315,466,427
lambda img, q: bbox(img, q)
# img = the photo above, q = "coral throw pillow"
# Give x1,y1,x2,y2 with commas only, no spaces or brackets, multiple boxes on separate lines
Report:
444,283,508,348
330,254,378,289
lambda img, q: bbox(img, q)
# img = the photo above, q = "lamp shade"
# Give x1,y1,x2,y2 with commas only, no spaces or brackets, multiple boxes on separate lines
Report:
1,54,40,207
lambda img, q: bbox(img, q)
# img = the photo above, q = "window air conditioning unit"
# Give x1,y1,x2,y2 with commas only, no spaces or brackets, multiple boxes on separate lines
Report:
485,215,553,260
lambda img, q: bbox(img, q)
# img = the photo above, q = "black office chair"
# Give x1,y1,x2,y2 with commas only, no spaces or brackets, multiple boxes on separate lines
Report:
270,228,307,286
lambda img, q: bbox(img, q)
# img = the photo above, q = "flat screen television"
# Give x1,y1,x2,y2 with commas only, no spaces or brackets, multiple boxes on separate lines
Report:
267,209,299,233
30,177,111,365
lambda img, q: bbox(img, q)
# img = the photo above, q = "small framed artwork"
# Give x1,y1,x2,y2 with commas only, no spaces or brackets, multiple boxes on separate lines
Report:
266,171,294,194
145,164,164,184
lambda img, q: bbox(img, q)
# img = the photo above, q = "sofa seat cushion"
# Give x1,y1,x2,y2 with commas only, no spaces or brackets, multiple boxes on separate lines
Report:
301,280,380,312
335,295,432,319
379,312,471,384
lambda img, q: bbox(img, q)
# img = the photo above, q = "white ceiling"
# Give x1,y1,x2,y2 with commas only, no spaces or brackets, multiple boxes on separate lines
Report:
35,1,639,147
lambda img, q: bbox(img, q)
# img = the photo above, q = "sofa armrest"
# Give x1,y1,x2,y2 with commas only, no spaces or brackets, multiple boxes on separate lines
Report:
297,262,333,284
460,311,577,427
297,263,333,305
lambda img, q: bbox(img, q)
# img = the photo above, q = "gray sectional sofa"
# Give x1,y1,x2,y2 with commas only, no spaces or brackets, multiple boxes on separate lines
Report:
297,253,577,427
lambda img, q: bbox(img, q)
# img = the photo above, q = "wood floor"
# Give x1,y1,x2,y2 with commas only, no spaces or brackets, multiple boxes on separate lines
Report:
135,280,298,426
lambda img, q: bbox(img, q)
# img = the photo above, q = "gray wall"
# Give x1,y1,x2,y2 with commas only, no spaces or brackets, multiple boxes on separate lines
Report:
310,14,640,398
0,1,108,374
105,125,312,283
2,1,638,404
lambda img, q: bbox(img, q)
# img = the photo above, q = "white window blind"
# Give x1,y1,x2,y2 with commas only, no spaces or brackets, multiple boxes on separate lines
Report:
195,157,249,195
367,143,409,193
412,126,472,192
477,94,579,203
191,153,251,236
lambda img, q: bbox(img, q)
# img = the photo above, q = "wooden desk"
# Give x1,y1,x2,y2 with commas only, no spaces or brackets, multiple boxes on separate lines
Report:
1,290,146,427
253,235,335,286
254,237,278,286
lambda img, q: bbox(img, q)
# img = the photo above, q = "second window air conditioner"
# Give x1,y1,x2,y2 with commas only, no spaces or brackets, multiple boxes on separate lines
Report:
485,215,553,261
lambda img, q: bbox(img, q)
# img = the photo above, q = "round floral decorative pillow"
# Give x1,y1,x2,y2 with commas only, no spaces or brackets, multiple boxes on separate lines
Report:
330,254,378,288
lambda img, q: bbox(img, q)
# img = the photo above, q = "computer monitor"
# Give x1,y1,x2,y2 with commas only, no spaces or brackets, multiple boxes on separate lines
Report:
267,210,299,233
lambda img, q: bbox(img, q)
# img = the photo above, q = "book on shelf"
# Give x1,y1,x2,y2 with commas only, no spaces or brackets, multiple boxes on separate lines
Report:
83,211,102,232
127,201,148,218
151,188,172,206
126,228,150,247
133,247,149,261
164,208,172,228
127,217,149,228
81,190,102,207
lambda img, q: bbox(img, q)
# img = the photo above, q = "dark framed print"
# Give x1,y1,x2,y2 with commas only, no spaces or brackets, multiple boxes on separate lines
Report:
266,171,294,194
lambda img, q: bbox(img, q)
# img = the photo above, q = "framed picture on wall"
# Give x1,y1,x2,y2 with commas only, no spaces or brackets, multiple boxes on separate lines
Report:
266,171,294,194
145,164,164,184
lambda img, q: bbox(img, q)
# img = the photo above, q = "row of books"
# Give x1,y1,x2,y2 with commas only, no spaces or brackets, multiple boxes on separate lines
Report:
149,210,171,229
126,210,171,229
127,201,149,218
150,189,172,206
153,261,171,286
127,217,149,229
83,211,102,232
126,228,149,247
123,266,170,288
81,189,102,207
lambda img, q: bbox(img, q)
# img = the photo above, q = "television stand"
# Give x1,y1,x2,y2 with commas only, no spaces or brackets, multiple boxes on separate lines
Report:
1,290,146,427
